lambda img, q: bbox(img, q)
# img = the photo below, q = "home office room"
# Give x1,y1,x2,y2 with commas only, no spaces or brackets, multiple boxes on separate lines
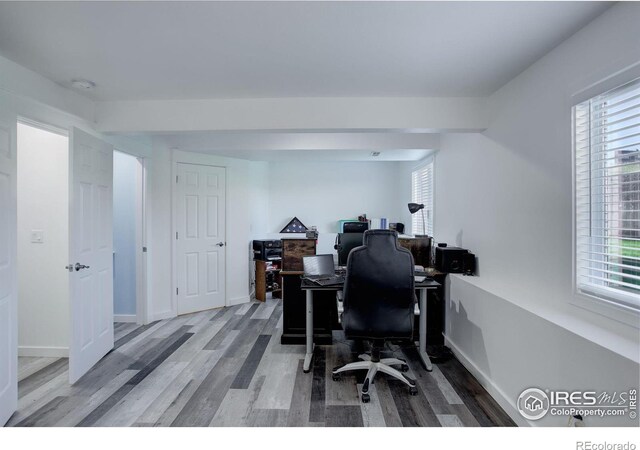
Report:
0,1,638,448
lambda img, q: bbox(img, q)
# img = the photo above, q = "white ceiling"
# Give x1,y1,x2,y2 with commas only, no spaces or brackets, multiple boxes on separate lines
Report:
0,1,610,101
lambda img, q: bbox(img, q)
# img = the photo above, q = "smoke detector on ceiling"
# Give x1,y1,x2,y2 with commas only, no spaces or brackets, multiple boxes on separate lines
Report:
371,152,381,157
71,79,96,90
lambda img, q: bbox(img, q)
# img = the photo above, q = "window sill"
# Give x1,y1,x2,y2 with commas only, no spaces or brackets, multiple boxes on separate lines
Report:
570,291,640,330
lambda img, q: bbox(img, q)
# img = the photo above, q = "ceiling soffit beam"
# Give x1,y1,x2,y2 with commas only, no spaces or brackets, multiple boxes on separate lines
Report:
95,97,488,134
0,54,95,123
157,132,440,153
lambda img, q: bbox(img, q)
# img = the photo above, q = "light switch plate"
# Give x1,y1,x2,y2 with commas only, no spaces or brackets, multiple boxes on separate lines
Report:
30,230,44,243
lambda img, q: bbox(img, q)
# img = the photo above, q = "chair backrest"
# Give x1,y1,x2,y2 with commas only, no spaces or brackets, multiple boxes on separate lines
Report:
342,230,415,339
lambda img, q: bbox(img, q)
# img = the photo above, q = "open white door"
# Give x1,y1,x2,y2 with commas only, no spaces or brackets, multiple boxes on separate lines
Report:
176,163,226,315
0,116,17,426
68,128,114,384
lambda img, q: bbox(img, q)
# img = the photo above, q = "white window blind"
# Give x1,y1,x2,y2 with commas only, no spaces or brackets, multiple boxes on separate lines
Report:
574,77,640,311
411,161,433,236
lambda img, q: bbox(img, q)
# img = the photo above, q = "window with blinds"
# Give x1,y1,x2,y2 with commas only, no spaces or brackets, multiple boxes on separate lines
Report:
411,161,434,236
574,77,640,311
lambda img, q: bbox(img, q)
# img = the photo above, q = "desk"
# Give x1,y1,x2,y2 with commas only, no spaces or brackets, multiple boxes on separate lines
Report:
281,271,336,345
300,278,440,373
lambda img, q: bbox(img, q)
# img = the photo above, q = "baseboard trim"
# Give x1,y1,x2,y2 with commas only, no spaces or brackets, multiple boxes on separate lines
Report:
150,310,175,322
19,346,69,358
444,336,530,427
114,314,137,323
227,295,250,307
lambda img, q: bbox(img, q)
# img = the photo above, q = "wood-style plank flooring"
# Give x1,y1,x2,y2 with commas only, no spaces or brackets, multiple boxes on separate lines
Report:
8,297,515,427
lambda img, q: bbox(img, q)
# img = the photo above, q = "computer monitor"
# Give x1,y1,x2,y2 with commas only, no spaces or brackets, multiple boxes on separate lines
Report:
336,233,364,266
303,254,335,277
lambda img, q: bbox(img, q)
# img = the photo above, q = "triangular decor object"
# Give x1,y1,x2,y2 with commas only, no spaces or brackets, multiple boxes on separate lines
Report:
280,216,308,233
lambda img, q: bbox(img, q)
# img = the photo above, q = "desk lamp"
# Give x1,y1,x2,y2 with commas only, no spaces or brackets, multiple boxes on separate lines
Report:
408,203,427,237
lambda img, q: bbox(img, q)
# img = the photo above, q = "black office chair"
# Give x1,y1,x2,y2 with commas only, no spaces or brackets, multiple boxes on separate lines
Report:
332,229,418,403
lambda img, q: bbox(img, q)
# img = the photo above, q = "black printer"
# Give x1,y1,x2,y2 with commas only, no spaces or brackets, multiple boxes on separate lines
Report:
252,240,282,261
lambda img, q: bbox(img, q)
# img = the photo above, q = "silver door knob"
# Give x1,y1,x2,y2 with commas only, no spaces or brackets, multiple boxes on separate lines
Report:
216,242,225,247
75,263,90,271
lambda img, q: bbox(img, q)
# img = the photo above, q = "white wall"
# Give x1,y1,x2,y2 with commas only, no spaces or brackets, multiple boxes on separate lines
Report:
435,3,640,426
266,161,405,254
248,160,270,240
143,145,172,320
17,123,69,357
113,151,139,318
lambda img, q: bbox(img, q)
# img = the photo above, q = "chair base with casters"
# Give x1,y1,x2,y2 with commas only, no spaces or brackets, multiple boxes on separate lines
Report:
331,342,418,403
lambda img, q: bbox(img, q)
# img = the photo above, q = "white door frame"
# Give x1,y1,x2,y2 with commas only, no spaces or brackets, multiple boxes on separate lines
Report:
113,150,148,325
171,151,228,317
136,156,148,325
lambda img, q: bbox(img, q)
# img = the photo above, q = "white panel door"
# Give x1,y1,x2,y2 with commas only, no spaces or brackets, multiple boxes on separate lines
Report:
176,163,226,315
0,115,17,426
68,128,114,384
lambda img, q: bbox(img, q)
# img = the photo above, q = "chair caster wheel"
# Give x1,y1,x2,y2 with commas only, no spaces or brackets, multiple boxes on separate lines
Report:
409,386,418,396
332,373,340,381
401,364,409,372
361,393,370,403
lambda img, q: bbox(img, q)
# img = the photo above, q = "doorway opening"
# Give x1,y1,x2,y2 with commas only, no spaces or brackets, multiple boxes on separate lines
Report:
113,150,145,327
16,121,69,379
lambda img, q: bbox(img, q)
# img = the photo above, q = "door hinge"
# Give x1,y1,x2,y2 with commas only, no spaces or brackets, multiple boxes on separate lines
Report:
176,175,178,183
176,232,178,240
176,287,179,295
142,246,147,253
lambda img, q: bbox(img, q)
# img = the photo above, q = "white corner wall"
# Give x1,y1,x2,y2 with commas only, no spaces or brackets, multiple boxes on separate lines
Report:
435,3,640,426
17,123,69,357
143,155,409,316
145,145,268,319
248,160,270,241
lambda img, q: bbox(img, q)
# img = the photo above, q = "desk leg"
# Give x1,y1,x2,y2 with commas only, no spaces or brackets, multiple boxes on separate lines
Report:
419,289,433,372
303,290,315,373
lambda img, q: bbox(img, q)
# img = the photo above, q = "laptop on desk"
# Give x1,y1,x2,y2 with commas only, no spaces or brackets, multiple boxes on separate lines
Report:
303,254,345,286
